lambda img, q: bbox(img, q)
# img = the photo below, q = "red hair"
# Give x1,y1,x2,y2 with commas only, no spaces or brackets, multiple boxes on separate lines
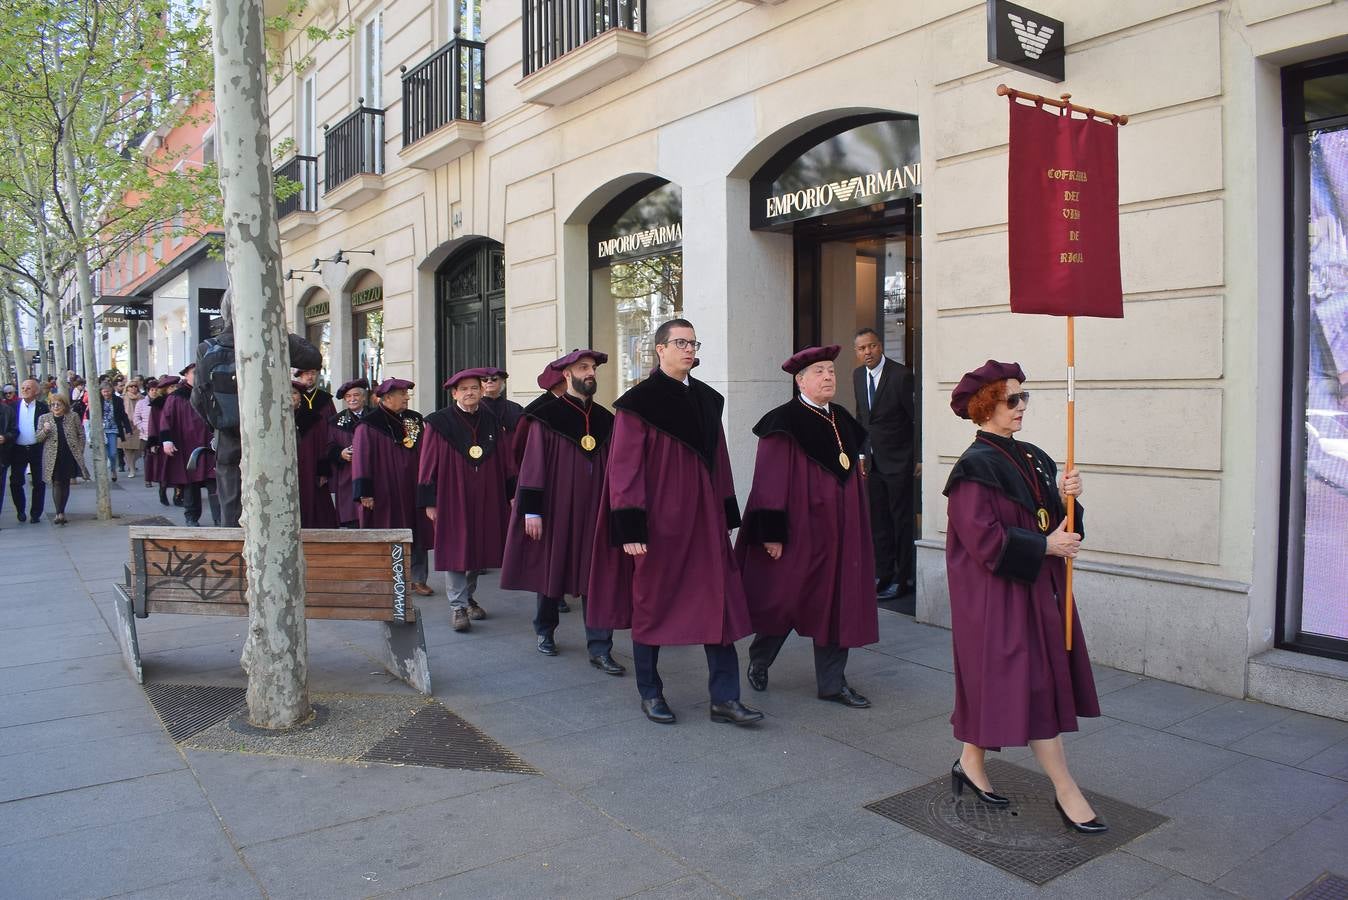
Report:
966,379,1008,425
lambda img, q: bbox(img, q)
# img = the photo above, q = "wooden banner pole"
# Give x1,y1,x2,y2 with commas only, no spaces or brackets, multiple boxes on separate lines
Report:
1065,316,1076,651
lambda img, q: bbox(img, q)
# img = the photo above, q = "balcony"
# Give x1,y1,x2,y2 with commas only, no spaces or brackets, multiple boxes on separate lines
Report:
398,37,486,171
274,154,319,239
518,0,648,107
324,106,386,210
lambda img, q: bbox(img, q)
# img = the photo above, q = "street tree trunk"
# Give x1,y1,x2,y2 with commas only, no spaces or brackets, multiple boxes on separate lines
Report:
5,291,25,382
57,109,114,520
0,279,13,384
212,0,311,729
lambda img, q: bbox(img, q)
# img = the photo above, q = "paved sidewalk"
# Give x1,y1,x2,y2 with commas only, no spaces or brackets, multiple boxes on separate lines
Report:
1,477,1346,899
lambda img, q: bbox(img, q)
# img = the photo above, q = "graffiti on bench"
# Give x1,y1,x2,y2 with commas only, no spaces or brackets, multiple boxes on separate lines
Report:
145,541,245,604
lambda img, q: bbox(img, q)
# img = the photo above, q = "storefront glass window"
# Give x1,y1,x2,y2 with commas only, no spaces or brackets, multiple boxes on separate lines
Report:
306,320,331,390
1286,58,1348,654
354,308,384,387
612,253,683,397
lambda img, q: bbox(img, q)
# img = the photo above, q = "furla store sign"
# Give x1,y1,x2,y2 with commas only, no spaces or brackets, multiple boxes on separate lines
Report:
987,0,1065,82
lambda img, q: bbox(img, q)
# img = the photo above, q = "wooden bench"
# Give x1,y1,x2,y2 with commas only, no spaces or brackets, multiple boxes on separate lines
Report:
112,526,431,694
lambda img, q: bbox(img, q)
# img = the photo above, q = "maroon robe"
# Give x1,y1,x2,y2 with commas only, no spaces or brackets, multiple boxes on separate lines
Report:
158,386,215,486
735,398,878,648
586,369,753,646
327,408,363,525
295,406,337,528
500,395,612,597
144,395,166,483
416,404,514,572
351,406,429,543
944,432,1100,749
300,387,337,422
511,391,556,470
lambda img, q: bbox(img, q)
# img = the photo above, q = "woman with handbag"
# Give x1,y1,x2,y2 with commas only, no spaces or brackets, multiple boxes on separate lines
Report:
36,394,89,525
120,381,145,478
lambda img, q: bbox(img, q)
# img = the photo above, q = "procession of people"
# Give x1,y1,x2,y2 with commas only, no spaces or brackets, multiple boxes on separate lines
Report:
2,314,1105,832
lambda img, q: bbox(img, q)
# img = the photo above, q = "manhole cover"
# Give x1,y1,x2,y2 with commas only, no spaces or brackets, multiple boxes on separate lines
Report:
865,760,1166,885
360,704,539,774
128,516,176,527
144,683,246,742
1293,873,1348,900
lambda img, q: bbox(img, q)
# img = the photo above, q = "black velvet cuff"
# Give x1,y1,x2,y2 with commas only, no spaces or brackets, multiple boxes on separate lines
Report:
326,445,346,465
724,497,742,531
416,483,436,508
158,429,173,443
744,509,788,545
506,476,517,500
517,487,545,516
610,507,648,545
993,527,1047,583
1072,504,1086,541
353,477,374,502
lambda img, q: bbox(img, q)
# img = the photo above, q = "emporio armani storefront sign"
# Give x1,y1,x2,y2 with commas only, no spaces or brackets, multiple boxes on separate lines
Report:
764,165,922,220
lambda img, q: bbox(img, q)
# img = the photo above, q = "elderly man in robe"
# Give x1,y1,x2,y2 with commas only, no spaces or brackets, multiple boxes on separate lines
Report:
352,378,432,595
587,319,762,727
501,350,623,674
736,345,878,708
418,369,514,632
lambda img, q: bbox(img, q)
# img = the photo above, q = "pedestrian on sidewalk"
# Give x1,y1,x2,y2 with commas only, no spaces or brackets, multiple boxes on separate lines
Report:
35,394,88,525
144,377,173,505
97,382,132,482
0,395,15,526
352,378,432,593
943,360,1106,835
120,381,144,478
418,369,513,632
10,379,48,525
500,349,624,674
737,345,878,709
587,319,762,727
291,381,338,528
328,378,369,528
159,365,219,526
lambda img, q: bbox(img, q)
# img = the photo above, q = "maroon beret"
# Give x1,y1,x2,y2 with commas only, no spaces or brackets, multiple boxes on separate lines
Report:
782,345,840,376
335,378,369,399
157,375,181,388
549,349,609,372
442,368,489,390
537,366,566,391
179,363,196,376
375,377,415,396
950,360,1027,419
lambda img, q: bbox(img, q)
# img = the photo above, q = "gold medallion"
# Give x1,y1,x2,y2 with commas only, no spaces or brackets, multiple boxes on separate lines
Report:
468,444,484,460
580,434,597,452
402,436,415,449
839,452,851,471
1037,507,1050,533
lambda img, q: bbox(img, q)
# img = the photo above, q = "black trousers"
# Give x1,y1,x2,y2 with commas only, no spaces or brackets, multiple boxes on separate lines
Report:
534,595,613,658
181,480,220,526
8,444,45,520
215,429,242,527
749,633,850,697
632,641,740,704
869,467,915,590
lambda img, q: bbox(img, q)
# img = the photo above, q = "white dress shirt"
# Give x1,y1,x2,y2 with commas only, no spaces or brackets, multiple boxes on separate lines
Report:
16,399,38,445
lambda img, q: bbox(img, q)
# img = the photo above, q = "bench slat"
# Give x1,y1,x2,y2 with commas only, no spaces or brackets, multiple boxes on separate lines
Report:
145,599,417,622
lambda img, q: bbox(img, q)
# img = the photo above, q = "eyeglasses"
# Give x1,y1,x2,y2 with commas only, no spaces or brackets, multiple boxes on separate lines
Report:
1006,391,1031,408
480,376,500,382
662,338,703,351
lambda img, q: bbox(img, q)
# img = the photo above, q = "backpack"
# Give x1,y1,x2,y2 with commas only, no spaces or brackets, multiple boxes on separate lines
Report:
194,337,240,431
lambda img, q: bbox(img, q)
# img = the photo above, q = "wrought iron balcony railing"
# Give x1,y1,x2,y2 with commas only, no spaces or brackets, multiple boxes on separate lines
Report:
275,154,318,218
325,106,386,191
401,36,486,148
521,0,646,77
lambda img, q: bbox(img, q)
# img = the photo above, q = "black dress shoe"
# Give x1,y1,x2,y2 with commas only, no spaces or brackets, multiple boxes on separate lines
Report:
876,583,900,601
641,697,676,724
29,516,41,525
589,654,625,675
536,633,557,656
16,511,26,523
819,685,871,708
746,664,768,692
1055,799,1108,834
557,599,571,613
709,700,764,726
950,761,1011,807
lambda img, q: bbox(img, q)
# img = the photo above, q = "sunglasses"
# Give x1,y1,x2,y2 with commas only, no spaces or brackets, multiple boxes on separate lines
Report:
1006,391,1031,408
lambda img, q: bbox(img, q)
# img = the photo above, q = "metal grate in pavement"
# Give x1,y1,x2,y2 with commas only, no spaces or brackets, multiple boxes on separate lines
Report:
1292,873,1348,900
127,516,176,526
359,703,539,774
865,759,1166,885
144,682,246,742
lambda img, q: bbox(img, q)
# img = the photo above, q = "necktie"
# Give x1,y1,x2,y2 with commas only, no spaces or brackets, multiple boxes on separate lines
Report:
868,370,876,409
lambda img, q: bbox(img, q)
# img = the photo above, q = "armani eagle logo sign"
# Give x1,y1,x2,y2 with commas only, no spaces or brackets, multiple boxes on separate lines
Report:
1008,13,1053,60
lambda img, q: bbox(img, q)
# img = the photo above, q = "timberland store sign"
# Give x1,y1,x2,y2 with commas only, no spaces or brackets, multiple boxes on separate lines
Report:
751,117,922,229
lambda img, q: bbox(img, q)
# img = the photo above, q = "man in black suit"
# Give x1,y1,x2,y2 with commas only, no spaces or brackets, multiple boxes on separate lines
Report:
10,379,49,524
852,328,916,601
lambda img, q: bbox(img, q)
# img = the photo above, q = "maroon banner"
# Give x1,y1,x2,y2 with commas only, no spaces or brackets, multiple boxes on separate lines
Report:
1008,100,1123,318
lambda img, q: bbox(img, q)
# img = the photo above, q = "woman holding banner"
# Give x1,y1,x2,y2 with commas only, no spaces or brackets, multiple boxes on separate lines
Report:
942,360,1106,834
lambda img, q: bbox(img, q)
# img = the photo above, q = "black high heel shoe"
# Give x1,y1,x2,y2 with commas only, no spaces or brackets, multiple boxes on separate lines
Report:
951,761,1011,807
1055,799,1108,834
